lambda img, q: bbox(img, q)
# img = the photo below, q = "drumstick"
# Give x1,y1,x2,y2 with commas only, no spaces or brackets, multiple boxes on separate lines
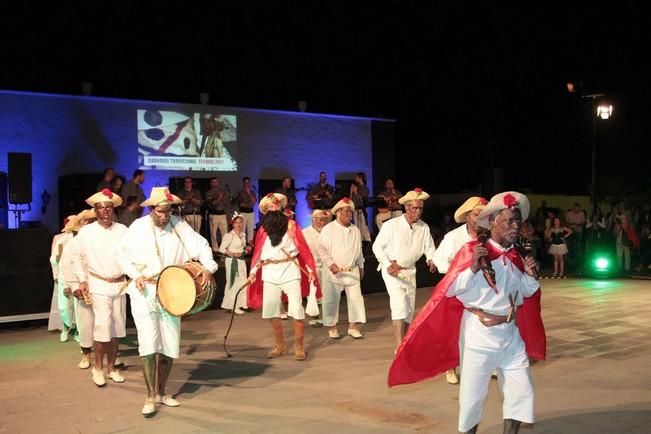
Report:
223,281,253,358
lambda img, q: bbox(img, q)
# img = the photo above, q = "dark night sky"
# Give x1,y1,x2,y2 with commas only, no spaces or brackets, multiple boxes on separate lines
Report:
2,2,650,197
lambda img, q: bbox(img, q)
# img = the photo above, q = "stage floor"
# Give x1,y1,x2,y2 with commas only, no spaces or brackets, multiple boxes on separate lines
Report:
1,278,651,434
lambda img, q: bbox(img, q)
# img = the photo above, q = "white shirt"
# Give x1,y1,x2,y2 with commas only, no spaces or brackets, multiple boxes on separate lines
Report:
251,233,300,284
60,235,83,290
119,215,218,283
73,221,127,296
219,230,246,255
372,215,436,271
50,232,73,280
446,239,539,350
302,225,323,267
317,220,364,284
432,224,474,273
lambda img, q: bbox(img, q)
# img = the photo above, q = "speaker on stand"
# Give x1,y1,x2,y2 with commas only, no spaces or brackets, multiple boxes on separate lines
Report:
7,152,33,228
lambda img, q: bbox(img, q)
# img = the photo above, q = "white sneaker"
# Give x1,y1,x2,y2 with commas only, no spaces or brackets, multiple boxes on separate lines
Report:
108,370,125,383
142,398,156,416
347,329,363,339
78,355,91,369
234,309,245,315
92,368,106,387
59,329,69,343
446,369,459,384
156,394,180,407
328,328,341,339
280,313,288,320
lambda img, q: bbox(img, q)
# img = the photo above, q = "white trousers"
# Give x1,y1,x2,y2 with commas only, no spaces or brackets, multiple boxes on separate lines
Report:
322,279,366,327
91,294,126,342
48,282,64,331
458,326,534,432
381,267,417,322
75,298,95,349
375,210,403,230
57,279,76,329
240,212,255,243
209,214,228,251
616,243,631,272
354,210,371,241
184,214,202,233
221,257,248,311
262,280,304,320
129,284,181,359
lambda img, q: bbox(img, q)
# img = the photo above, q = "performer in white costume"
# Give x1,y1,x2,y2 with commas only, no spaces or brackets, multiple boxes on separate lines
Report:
302,209,331,327
372,188,436,351
118,187,217,416
446,192,540,434
219,212,249,314
432,196,487,385
316,198,366,339
48,216,75,341
72,190,127,388
61,209,96,368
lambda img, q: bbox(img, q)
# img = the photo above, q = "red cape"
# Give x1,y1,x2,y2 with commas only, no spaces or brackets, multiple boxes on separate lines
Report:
247,220,322,309
388,240,546,387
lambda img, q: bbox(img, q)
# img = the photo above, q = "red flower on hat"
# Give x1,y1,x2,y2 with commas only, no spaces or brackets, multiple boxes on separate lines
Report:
101,188,113,199
414,188,423,193
165,190,174,201
342,197,350,203
266,193,274,198
479,197,488,205
503,193,518,208
322,210,329,216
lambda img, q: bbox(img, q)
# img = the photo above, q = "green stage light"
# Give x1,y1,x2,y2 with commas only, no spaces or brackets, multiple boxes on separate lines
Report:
595,257,609,270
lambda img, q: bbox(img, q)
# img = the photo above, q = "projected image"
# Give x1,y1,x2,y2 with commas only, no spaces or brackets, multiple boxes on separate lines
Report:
138,109,237,171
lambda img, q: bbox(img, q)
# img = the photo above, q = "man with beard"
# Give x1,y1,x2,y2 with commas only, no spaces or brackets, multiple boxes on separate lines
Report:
372,188,436,353
118,187,217,416
246,193,320,361
72,190,127,387
389,192,546,434
433,196,488,385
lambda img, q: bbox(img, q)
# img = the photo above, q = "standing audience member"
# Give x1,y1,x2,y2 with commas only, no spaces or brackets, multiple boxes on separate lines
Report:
614,214,639,275
547,217,572,278
565,203,586,271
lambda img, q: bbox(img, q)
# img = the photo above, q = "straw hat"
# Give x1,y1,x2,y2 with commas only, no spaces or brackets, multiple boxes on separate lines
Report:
311,209,331,219
140,187,182,207
454,196,488,223
331,197,355,214
258,193,287,215
398,188,430,205
476,191,530,229
86,188,123,207
62,215,80,233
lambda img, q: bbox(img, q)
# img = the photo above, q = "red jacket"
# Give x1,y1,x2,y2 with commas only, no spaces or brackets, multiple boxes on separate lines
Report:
247,220,322,309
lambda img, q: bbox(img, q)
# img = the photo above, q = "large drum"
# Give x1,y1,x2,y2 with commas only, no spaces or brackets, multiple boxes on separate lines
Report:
157,262,216,316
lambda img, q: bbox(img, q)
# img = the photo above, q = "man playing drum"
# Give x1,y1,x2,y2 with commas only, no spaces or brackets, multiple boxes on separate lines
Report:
118,187,218,417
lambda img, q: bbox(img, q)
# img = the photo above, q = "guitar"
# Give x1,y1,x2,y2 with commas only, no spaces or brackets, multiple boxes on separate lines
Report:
307,184,333,209
371,193,400,213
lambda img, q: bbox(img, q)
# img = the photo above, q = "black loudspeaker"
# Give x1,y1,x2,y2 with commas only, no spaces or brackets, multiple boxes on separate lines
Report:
8,152,32,204
0,172,7,228
0,229,52,316
58,174,103,224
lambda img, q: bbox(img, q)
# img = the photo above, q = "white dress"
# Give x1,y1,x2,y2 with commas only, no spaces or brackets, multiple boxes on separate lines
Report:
219,230,248,311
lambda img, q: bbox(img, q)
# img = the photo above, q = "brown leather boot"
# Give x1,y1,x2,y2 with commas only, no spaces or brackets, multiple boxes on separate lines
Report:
294,320,306,361
503,419,521,434
267,318,287,358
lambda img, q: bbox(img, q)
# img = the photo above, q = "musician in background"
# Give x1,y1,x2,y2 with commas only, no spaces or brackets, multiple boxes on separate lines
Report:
275,176,297,212
372,188,436,352
177,177,203,233
205,177,230,252
375,178,403,230
118,196,140,227
118,187,217,416
232,176,257,243
432,196,487,385
350,173,372,248
307,171,335,210
121,169,146,217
